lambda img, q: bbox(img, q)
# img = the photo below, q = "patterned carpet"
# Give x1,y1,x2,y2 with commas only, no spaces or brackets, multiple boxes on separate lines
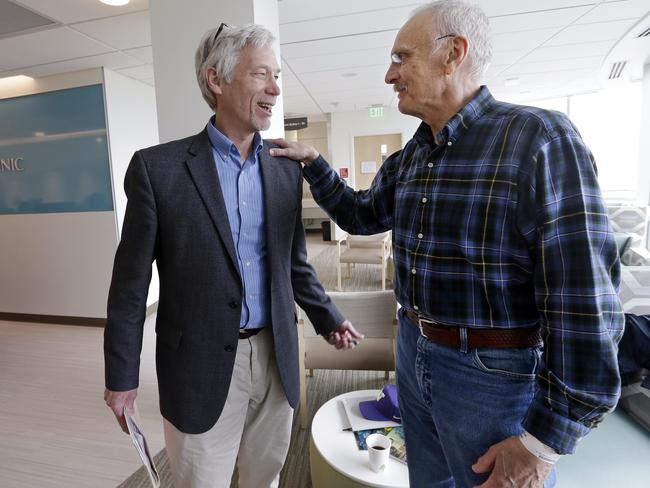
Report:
119,241,394,488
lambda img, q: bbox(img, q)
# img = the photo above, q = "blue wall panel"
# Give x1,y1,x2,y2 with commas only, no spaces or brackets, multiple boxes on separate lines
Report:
0,84,113,214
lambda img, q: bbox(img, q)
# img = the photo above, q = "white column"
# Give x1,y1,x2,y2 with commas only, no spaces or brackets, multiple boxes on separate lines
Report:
638,62,650,206
149,0,284,143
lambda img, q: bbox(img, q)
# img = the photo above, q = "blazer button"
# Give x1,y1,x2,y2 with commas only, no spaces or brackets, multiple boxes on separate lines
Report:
224,345,234,352
228,301,239,309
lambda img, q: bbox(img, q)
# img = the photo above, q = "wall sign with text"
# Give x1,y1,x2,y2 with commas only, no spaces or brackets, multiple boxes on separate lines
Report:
0,84,113,214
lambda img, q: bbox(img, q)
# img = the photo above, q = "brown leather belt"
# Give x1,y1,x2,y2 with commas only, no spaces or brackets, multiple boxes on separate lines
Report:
405,310,541,349
239,328,264,340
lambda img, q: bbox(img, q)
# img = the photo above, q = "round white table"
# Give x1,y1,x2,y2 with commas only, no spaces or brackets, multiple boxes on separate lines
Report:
310,389,410,488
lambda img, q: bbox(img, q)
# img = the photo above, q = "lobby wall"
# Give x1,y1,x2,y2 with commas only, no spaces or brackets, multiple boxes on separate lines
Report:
0,68,159,319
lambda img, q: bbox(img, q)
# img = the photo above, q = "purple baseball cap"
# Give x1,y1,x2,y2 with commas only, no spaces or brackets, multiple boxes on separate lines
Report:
359,384,401,423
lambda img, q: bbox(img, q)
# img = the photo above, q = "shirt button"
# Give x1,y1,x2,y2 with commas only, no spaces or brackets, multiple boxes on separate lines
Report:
413,305,419,310
411,268,416,275
421,197,428,203
447,141,453,146
417,233,423,239
242,201,247,206
428,162,433,168
246,262,250,266
224,345,235,352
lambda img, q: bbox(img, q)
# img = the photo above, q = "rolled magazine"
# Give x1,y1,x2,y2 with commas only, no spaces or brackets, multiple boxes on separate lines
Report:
123,406,160,488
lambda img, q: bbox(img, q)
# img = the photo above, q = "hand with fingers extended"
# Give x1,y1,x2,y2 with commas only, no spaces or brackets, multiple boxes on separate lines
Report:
267,138,320,165
325,320,365,350
104,388,138,434
472,436,553,488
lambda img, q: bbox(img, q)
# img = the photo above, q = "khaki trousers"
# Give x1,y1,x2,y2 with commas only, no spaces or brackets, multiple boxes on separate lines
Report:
163,327,293,488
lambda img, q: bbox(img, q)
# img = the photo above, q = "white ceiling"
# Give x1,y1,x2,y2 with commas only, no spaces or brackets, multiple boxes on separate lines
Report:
0,0,649,117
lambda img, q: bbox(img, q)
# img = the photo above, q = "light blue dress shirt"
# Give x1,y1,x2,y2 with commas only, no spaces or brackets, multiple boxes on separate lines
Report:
207,120,270,330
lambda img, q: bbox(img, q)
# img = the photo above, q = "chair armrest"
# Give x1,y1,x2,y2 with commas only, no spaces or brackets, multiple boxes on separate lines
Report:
336,232,349,243
382,235,391,259
337,233,349,256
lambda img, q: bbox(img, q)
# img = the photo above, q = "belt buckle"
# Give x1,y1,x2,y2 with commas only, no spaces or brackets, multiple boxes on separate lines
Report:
417,317,427,338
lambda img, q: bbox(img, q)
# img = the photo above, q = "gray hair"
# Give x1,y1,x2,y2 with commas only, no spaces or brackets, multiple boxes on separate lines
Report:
411,0,492,81
195,24,276,111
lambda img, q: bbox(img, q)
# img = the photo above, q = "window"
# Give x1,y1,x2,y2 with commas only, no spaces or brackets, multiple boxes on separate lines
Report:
569,82,642,202
526,82,643,202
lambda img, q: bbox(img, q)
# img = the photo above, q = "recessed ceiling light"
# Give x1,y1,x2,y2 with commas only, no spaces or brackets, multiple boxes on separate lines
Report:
100,0,130,6
341,72,357,78
0,75,33,82
0,75,35,91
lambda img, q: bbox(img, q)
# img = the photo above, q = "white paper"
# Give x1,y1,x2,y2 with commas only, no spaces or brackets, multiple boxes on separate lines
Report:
341,396,400,432
124,406,160,488
338,400,352,430
361,161,377,174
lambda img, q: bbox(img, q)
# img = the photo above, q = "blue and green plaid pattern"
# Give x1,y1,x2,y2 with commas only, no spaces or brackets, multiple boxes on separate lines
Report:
303,86,624,454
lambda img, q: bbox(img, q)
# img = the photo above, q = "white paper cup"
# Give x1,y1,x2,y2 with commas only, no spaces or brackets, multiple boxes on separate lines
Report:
366,433,392,473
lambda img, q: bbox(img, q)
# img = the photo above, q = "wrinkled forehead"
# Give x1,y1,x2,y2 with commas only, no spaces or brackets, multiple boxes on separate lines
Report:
392,10,437,54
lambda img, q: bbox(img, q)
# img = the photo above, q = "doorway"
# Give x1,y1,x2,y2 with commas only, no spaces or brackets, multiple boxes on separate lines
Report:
353,133,402,189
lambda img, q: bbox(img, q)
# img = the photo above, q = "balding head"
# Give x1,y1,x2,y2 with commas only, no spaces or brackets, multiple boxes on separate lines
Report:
409,0,492,82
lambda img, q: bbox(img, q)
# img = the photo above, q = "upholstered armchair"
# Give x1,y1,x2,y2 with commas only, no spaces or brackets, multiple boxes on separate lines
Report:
336,231,392,291
296,290,398,428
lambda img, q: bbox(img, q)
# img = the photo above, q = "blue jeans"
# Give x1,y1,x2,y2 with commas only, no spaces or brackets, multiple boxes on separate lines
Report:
396,308,556,488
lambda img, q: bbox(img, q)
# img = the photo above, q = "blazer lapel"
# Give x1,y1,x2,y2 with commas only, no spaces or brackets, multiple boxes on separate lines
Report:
185,131,240,277
260,143,280,266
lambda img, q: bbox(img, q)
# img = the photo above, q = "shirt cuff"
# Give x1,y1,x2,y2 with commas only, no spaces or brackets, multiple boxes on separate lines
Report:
519,431,561,464
522,394,592,454
302,155,332,185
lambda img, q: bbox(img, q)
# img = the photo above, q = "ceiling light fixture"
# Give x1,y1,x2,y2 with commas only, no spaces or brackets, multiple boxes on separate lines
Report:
100,0,130,6
0,75,34,85
0,75,35,95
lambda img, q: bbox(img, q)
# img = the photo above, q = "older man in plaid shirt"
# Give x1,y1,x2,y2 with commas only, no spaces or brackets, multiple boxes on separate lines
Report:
271,1,624,487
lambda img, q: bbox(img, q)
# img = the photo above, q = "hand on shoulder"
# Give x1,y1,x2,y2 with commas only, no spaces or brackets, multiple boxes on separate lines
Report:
267,138,319,165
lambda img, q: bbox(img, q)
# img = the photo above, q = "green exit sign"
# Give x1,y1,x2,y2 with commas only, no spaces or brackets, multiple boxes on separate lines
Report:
368,106,384,118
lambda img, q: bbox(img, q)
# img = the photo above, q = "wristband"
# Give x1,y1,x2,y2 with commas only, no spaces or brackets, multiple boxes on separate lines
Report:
519,431,561,464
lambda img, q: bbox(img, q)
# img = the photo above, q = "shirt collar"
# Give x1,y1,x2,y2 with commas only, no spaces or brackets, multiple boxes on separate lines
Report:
206,116,264,163
414,85,494,148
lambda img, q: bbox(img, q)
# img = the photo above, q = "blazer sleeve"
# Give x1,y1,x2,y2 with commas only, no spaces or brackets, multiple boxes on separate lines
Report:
290,168,344,336
104,150,158,391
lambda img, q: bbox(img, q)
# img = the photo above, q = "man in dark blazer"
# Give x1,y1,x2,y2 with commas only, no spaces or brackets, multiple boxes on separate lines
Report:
103,23,363,488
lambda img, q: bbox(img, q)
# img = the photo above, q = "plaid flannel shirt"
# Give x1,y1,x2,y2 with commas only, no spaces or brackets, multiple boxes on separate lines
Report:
303,86,624,454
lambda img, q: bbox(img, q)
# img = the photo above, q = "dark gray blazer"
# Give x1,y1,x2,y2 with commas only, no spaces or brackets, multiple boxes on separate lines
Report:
104,129,343,434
